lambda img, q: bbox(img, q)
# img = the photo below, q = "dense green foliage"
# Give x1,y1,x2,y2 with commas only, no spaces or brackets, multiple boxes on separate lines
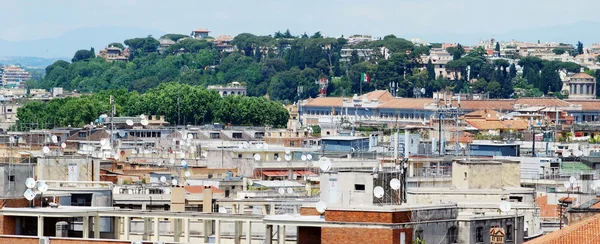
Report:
31,31,590,103
14,83,288,130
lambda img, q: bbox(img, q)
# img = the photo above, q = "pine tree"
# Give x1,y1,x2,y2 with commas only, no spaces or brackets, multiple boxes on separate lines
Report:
426,59,435,81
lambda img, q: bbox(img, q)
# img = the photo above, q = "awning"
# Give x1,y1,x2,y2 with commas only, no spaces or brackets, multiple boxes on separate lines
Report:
294,170,317,176
262,170,288,177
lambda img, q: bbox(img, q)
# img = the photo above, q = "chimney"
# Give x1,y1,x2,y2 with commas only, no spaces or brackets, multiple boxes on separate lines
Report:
160,115,165,122
581,67,585,73
202,186,213,213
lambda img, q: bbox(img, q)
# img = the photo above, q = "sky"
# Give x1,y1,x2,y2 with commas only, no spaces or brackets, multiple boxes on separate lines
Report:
1,0,599,42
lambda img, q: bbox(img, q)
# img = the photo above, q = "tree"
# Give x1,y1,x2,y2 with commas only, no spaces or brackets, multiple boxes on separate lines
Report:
310,31,323,39
552,48,566,55
487,81,502,98
495,42,500,52
446,44,465,60
349,50,360,66
426,59,435,81
159,34,188,42
577,41,584,55
71,48,95,62
108,42,124,49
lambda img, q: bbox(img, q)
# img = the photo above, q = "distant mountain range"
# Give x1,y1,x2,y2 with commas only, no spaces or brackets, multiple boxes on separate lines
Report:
0,26,165,63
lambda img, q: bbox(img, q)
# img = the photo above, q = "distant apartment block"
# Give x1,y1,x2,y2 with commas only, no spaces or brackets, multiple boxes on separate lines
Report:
208,82,246,97
191,28,210,39
215,35,235,53
346,34,375,46
98,46,130,62
1,66,30,88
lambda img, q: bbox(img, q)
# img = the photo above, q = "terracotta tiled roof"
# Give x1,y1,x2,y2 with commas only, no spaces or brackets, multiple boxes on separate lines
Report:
184,185,224,194
515,98,572,107
536,196,560,218
525,214,600,244
568,100,600,111
366,90,394,102
304,97,344,107
571,72,594,79
458,100,515,111
379,98,433,109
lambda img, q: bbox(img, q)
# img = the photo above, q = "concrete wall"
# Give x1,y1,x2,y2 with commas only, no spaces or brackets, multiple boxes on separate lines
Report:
0,164,33,198
320,171,376,206
37,157,100,182
458,216,524,244
451,160,520,190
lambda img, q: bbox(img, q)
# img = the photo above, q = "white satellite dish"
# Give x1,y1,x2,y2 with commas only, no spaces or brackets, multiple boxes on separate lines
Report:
187,134,193,140
277,157,282,162
278,188,285,195
583,148,591,156
180,152,185,159
319,157,332,171
185,171,191,178
285,154,292,161
141,120,149,126
574,150,583,157
42,146,50,154
254,154,261,161
25,178,36,188
160,176,167,183
316,201,327,213
170,158,175,165
499,201,512,213
139,114,146,120
171,179,178,185
286,188,294,194
301,155,307,161
248,179,254,186
37,181,48,193
157,161,163,166
285,149,291,155
307,154,313,160
390,179,401,190
23,189,35,201
118,131,126,137
569,176,577,184
373,186,384,198
420,88,426,94
563,150,571,157
563,181,571,189
218,207,228,214
61,143,67,149
9,136,15,144
51,135,58,144
126,119,134,126
181,160,188,167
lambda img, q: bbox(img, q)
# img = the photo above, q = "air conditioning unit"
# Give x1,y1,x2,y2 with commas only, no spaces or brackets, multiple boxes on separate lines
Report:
39,237,50,244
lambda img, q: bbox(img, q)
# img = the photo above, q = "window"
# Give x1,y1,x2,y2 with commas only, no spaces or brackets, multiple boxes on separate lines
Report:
506,225,513,241
354,184,365,191
8,175,14,182
210,133,220,139
7,109,12,113
274,153,279,160
238,154,242,158
509,196,523,202
476,226,483,242
326,131,331,135
232,132,243,139
447,227,457,244
290,141,295,147
78,132,86,137
415,229,423,240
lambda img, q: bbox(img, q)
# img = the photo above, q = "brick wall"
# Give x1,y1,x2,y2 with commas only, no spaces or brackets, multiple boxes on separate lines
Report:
322,228,395,244
298,226,321,244
0,198,30,235
300,207,321,216
325,210,411,223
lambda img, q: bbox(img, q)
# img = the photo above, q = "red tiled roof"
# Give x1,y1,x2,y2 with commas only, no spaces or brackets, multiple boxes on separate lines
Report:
294,170,317,176
571,72,594,79
536,196,559,218
262,170,288,177
304,97,344,107
559,197,576,203
569,100,600,111
379,98,433,109
184,186,224,194
366,90,394,102
525,214,600,244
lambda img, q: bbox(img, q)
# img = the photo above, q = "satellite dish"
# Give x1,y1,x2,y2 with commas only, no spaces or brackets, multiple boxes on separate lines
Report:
160,176,167,183
563,150,571,157
286,188,294,194
390,179,401,190
277,157,282,162
141,120,149,126
181,160,188,167
238,144,244,149
61,143,67,149
126,119,134,126
285,149,291,155
157,161,163,166
25,178,36,188
185,171,191,178
187,134,193,140
301,155,307,161
139,114,146,120
373,186,384,198
316,201,327,213
180,152,185,159
37,181,48,193
118,131,127,137
254,154,261,161
263,143,269,149
499,201,512,213
278,188,285,195
9,136,15,144
114,152,120,160
170,158,175,165
42,146,50,154
218,207,228,214
248,179,254,186
51,135,58,144
574,149,583,157
420,88,426,94
306,154,313,160
171,179,178,185
285,154,292,161
569,176,577,184
563,181,571,189
23,189,35,201
319,157,332,171
583,148,591,156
